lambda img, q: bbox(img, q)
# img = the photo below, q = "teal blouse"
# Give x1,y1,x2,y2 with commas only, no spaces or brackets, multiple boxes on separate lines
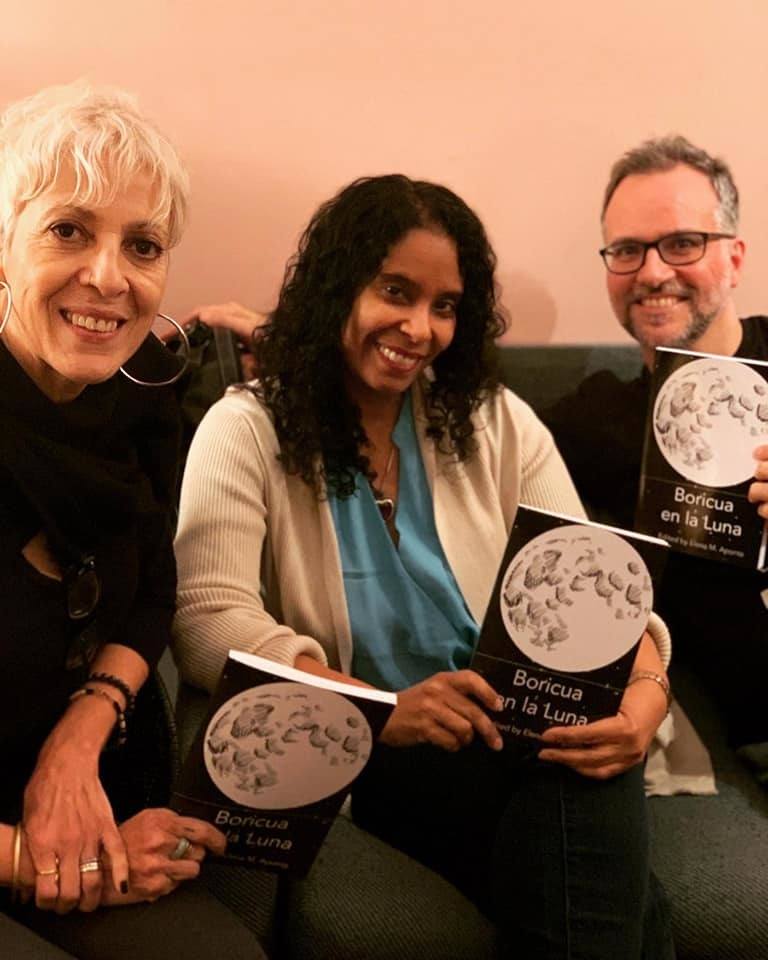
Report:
328,393,479,692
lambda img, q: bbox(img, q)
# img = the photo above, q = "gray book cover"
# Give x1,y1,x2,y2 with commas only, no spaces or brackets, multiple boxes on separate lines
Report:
172,652,395,875
472,506,667,746
636,347,768,570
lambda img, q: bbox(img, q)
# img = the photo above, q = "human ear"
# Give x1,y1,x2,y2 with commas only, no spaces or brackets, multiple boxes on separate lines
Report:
728,238,746,288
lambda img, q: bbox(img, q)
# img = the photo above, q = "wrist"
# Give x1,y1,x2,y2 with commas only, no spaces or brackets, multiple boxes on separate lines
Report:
627,670,671,710
70,686,127,748
0,824,19,890
42,695,116,757
622,672,671,731
86,673,135,715
3,823,34,899
17,828,35,891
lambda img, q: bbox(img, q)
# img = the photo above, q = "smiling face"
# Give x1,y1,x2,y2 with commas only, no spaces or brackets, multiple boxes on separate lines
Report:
341,227,462,411
602,165,745,362
0,167,169,401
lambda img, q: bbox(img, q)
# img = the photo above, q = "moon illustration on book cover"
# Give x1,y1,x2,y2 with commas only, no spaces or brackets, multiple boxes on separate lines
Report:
203,683,372,809
499,526,653,672
653,357,768,487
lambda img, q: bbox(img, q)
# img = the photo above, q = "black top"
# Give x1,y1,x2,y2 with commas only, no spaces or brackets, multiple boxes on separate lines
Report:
0,338,181,815
542,317,768,745
543,316,768,530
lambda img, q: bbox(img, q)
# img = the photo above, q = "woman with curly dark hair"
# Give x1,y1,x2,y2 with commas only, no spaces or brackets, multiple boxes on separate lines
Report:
174,175,673,958
253,175,504,499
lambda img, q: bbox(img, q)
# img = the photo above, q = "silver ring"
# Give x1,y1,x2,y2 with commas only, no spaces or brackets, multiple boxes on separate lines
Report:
79,858,102,874
169,836,192,860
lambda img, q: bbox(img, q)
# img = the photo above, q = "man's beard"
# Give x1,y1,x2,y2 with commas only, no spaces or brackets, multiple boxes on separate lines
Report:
620,282,719,351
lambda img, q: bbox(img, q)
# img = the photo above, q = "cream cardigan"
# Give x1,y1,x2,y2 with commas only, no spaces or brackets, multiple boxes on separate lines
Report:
173,383,671,693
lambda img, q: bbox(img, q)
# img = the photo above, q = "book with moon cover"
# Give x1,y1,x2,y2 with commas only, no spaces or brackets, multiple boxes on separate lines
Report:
171,651,396,875
471,505,668,746
635,347,768,570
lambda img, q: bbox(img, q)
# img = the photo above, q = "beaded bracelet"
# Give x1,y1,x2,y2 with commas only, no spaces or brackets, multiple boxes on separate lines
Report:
69,686,128,747
10,822,22,904
627,670,672,709
87,672,136,716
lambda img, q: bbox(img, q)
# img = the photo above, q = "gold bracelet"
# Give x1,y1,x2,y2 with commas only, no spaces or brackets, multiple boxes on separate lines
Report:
11,822,22,904
627,670,672,708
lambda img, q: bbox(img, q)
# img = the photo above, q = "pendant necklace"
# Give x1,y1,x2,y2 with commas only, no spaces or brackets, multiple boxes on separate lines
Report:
372,444,397,523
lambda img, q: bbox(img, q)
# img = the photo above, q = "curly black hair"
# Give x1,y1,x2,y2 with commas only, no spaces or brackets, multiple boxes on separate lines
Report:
250,174,505,498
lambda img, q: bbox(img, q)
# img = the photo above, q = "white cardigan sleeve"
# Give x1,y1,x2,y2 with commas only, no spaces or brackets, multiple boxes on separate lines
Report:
173,394,328,692
508,390,585,519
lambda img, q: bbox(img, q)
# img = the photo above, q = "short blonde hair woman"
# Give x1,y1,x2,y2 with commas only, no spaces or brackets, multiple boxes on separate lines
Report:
0,81,265,960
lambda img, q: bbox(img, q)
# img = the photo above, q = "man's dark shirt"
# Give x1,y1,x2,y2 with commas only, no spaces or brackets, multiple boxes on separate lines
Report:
543,317,768,746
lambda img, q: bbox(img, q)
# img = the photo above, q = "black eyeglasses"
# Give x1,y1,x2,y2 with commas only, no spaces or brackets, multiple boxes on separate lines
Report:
599,231,736,275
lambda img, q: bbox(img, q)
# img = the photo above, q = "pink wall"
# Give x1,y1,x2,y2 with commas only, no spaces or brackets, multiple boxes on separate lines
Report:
3,0,767,343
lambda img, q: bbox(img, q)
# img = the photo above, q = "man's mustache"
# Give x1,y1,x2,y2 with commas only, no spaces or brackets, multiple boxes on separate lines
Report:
629,283,691,303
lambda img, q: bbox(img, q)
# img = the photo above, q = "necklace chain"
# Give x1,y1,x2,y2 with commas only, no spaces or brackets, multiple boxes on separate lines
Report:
372,442,397,522
380,444,396,484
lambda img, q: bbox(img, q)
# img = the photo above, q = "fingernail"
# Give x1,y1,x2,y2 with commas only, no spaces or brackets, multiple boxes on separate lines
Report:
496,697,504,711
494,737,503,751
120,880,128,895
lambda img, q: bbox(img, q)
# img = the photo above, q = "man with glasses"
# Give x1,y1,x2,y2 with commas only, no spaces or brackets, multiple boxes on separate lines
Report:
544,135,768,762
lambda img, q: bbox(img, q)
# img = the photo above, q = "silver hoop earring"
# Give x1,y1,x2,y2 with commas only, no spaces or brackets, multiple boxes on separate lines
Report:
119,313,190,387
0,281,12,336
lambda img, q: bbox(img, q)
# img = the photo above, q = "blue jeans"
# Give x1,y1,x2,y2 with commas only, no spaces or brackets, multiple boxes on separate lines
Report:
351,741,673,959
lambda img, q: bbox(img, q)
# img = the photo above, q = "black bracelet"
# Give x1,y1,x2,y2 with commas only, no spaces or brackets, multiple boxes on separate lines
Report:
87,672,136,716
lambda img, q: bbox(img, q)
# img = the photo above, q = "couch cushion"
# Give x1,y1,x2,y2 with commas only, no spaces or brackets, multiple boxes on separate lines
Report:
496,344,642,411
649,665,768,960
280,815,497,960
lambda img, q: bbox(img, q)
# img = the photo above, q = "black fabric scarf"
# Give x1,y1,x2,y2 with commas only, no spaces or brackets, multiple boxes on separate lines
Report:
0,338,173,664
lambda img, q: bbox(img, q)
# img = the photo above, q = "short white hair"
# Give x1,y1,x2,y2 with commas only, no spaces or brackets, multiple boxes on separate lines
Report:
0,80,190,249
